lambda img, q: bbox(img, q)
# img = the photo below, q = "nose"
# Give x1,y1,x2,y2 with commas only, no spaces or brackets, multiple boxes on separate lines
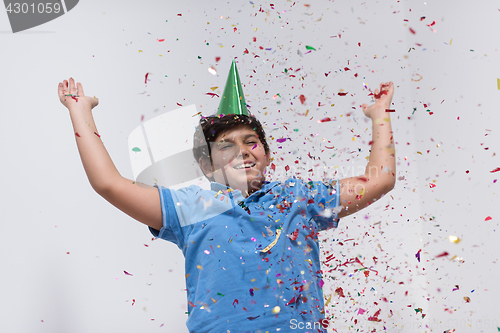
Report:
237,143,251,158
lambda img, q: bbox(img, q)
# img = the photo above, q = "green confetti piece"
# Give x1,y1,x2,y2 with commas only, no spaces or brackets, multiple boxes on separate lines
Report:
305,45,316,50
198,56,202,59
132,147,141,152
293,129,299,132
217,292,225,297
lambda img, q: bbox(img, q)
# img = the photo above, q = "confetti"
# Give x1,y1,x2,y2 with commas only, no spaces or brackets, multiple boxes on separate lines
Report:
435,251,449,258
449,235,461,243
490,167,500,173
305,45,316,50
415,249,421,262
124,270,133,276
299,94,306,104
485,216,492,221
318,117,333,123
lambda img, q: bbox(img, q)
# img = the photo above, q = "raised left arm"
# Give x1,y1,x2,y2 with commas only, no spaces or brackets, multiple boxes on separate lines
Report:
337,82,396,219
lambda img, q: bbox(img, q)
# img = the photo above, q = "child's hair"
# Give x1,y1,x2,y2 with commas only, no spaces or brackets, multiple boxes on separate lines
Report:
192,114,270,182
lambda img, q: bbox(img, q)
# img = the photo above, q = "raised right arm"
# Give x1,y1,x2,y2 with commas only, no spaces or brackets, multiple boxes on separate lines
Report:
60,78,163,231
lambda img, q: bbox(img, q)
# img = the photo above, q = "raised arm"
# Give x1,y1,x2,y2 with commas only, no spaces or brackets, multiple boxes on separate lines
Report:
337,82,396,219
58,78,163,230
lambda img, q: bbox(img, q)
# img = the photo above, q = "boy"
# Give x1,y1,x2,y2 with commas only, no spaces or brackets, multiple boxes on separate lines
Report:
58,61,395,333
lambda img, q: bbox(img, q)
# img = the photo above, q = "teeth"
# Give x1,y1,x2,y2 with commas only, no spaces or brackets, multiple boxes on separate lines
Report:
234,163,255,169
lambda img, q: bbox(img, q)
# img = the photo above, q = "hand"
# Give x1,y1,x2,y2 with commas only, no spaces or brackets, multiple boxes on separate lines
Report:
362,81,394,119
58,77,99,111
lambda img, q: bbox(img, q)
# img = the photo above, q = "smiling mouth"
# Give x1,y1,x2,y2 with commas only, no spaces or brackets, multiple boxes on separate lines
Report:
233,162,256,170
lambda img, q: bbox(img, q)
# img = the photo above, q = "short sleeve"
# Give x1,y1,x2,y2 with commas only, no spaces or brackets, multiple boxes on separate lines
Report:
304,179,341,232
148,184,235,249
148,185,185,250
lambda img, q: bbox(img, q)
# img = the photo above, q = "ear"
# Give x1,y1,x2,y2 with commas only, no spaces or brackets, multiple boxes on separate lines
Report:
199,157,214,178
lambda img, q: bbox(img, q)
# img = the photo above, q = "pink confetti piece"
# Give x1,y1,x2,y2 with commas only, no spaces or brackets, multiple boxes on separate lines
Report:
358,308,366,315
124,270,133,276
485,216,492,221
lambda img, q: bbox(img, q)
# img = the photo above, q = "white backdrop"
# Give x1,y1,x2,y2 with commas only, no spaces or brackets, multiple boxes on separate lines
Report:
1,0,499,332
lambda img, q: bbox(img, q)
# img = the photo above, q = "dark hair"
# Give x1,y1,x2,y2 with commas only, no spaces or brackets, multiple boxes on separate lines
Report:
192,114,270,181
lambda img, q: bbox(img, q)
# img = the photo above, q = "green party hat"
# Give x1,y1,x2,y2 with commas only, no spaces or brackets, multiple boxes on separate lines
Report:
216,59,250,116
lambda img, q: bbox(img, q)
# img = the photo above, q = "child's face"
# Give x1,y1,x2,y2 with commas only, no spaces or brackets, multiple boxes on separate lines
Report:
200,124,271,197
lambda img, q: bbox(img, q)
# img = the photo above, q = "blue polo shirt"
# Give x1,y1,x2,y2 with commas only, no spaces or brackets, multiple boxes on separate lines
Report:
149,177,341,333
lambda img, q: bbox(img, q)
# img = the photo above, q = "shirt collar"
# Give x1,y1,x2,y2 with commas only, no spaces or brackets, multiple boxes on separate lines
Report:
209,180,280,202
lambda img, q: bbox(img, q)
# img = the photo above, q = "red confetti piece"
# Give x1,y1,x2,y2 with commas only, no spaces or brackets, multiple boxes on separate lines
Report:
299,94,306,104
270,163,276,171
132,299,135,305
177,103,183,106
157,39,164,42
215,56,221,62
289,229,299,241
285,165,290,171
385,109,396,112
243,48,249,54
188,301,197,307
318,117,332,123
177,13,182,16
490,167,500,173
233,27,237,32
435,251,449,258
75,133,80,137
429,183,436,188
337,92,348,96
144,244,149,247
145,72,149,84
205,93,219,98
367,309,382,322
409,27,416,34
124,270,133,276
232,299,239,306
485,216,492,221
373,90,388,99
94,132,101,138
335,287,345,297
71,95,78,102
